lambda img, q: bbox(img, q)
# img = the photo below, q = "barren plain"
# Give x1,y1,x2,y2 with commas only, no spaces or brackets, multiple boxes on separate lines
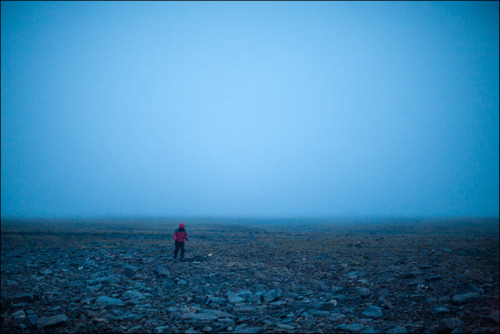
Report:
1,218,499,333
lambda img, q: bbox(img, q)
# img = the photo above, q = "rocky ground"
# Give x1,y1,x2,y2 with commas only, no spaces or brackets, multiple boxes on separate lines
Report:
1,218,499,333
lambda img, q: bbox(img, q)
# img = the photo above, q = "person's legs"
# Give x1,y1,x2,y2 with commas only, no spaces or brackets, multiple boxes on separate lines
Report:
174,241,180,259
180,242,185,260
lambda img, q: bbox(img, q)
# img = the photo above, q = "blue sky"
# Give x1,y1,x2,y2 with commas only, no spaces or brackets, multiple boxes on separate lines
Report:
1,1,499,218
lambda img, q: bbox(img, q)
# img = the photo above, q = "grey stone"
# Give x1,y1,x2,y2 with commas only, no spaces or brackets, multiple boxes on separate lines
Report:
432,306,451,314
440,318,463,331
331,286,345,293
181,312,218,322
155,326,170,333
28,314,40,326
237,290,254,300
361,327,379,333
37,314,67,329
122,290,146,301
426,275,443,282
208,296,226,304
12,310,26,320
277,323,296,330
263,289,281,302
362,305,383,319
309,310,330,316
485,310,500,324
182,308,234,323
377,288,389,297
227,292,245,304
439,295,451,303
233,305,256,313
40,269,54,275
95,296,125,307
233,325,263,333
356,287,372,298
410,294,426,302
129,325,143,331
247,294,261,303
330,312,346,321
337,323,365,332
87,284,103,293
121,266,137,277
7,293,34,304
452,292,480,304
154,265,171,277
386,326,407,333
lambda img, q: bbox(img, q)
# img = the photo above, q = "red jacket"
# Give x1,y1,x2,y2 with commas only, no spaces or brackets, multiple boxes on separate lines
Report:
174,228,188,242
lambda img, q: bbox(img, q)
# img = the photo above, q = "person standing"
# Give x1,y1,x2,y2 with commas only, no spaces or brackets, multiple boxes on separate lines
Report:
173,223,188,261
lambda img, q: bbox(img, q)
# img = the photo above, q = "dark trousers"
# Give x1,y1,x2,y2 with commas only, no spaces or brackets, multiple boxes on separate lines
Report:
174,241,185,259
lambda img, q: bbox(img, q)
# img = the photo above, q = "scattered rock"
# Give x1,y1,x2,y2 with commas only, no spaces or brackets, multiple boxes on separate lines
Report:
1,219,498,334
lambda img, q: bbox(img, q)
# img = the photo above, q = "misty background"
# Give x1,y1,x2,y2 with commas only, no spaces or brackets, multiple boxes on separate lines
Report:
1,1,499,219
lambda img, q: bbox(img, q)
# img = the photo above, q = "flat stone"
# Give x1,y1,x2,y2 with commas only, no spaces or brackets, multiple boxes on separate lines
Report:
7,293,34,304
452,292,480,304
181,312,217,322
12,310,26,320
28,314,40,326
227,292,245,304
237,290,254,300
362,305,383,319
386,326,407,333
331,286,345,293
426,275,443,282
40,269,54,275
155,326,171,333
432,306,451,314
356,287,372,298
277,323,296,330
95,296,125,307
233,305,256,313
233,325,263,333
309,310,331,316
440,318,463,331
154,265,171,277
337,323,365,332
122,290,146,300
37,314,68,329
120,266,137,277
263,289,281,302
208,296,227,304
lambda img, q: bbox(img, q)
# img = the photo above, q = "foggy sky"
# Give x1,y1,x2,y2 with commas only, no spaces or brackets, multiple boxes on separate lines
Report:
1,1,499,218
